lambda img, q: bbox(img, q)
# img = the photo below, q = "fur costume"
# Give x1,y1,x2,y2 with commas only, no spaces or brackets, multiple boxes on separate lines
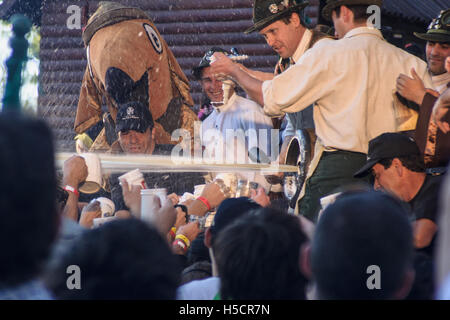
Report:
74,2,197,150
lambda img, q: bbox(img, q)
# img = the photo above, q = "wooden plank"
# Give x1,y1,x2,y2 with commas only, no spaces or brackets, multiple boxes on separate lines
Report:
38,0,321,150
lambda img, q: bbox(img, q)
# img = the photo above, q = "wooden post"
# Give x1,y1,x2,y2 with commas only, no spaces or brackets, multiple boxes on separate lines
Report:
2,14,31,112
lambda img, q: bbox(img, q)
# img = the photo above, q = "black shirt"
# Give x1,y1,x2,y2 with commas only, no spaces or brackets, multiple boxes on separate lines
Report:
110,144,205,212
408,174,444,257
409,174,443,222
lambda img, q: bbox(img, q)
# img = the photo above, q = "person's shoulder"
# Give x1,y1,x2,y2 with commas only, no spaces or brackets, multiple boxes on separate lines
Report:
108,140,124,154
424,173,445,189
201,110,217,127
176,277,220,300
301,36,339,61
313,36,335,48
153,144,174,156
234,95,264,111
415,173,444,202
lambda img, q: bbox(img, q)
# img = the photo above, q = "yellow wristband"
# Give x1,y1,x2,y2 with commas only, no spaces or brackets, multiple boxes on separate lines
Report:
175,234,191,248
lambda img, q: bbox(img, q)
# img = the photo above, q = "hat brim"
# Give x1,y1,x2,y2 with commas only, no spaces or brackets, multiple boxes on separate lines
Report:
244,2,309,34
353,158,379,178
414,32,450,43
115,119,149,134
322,0,383,21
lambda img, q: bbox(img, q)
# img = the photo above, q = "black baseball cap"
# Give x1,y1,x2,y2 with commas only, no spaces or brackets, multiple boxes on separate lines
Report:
115,101,154,134
209,197,261,237
192,47,229,80
353,133,421,178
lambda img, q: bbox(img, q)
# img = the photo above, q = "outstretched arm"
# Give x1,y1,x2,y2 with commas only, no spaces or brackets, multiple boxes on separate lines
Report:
209,52,265,106
239,64,274,81
433,87,450,134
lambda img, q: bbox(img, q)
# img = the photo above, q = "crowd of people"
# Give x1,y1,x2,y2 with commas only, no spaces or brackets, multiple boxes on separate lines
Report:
1,0,450,300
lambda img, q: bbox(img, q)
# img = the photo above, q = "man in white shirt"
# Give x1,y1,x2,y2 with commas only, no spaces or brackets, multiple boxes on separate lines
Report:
396,9,450,169
193,48,274,165
240,0,330,139
417,9,450,94
396,9,450,104
209,0,433,222
238,0,334,209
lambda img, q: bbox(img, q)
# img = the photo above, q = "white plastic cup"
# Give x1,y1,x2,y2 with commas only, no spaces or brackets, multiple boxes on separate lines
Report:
95,197,116,218
118,168,147,190
193,184,206,198
214,173,237,197
179,192,195,203
92,216,116,228
140,188,167,222
236,179,250,197
79,153,103,194
318,192,342,220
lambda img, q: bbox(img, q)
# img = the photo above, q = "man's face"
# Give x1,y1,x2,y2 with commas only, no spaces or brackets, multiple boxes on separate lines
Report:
426,41,450,75
201,66,224,103
118,127,152,154
259,16,302,59
331,10,346,39
371,162,403,200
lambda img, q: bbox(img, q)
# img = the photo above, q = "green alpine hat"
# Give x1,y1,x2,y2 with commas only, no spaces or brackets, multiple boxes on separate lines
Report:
244,0,309,34
321,0,383,21
414,9,450,43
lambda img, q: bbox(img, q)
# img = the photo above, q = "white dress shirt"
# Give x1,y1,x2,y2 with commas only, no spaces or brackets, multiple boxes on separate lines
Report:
262,27,433,154
283,28,316,139
201,92,274,163
432,72,450,94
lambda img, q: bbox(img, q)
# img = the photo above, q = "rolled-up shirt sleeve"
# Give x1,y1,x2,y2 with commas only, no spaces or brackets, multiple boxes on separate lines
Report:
262,39,335,117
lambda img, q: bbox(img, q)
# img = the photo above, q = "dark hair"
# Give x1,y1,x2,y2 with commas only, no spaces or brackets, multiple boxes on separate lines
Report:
180,260,212,285
187,231,211,264
311,191,414,299
45,219,181,299
280,11,309,28
0,112,59,286
213,208,309,300
378,154,425,173
334,5,371,22
406,252,435,300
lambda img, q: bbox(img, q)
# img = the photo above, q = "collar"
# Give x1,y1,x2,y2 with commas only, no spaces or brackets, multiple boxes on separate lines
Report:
291,28,313,64
432,72,450,94
213,92,237,113
343,26,383,40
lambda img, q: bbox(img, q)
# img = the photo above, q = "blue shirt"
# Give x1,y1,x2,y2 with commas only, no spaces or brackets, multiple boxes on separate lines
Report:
0,280,53,300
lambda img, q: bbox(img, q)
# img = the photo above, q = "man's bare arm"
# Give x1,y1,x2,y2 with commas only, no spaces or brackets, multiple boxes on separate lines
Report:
239,64,274,81
433,87,450,134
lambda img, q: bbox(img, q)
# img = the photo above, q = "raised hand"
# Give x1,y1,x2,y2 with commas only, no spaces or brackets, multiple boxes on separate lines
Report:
396,68,427,105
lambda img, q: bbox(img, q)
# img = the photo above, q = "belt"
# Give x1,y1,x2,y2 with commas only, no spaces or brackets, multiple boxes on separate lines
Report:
322,149,366,157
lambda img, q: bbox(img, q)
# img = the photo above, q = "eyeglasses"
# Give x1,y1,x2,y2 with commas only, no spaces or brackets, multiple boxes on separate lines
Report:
428,10,450,31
